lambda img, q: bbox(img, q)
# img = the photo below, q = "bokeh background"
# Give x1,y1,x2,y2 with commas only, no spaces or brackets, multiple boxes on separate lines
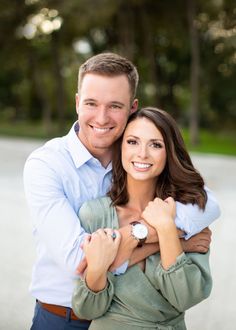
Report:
0,0,235,151
0,0,236,329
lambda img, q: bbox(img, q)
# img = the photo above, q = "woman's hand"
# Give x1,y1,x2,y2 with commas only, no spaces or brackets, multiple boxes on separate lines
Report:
142,197,176,232
82,228,121,292
84,228,121,274
143,197,183,270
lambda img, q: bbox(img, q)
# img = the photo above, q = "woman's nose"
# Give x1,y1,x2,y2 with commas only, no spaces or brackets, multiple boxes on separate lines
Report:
137,145,148,159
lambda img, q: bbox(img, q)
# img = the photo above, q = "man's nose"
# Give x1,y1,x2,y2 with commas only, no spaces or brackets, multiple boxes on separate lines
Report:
95,106,109,125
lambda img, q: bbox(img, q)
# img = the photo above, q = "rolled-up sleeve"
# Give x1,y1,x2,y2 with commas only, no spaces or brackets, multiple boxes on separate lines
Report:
175,186,221,239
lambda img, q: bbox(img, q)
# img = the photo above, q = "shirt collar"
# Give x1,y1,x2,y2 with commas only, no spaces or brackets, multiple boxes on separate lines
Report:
66,122,93,168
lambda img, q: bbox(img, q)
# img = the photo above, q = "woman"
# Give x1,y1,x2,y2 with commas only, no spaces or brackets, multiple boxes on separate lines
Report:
72,107,213,329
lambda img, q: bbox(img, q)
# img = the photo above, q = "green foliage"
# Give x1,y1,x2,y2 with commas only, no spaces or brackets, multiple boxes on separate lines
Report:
181,128,236,156
0,119,235,156
0,0,235,141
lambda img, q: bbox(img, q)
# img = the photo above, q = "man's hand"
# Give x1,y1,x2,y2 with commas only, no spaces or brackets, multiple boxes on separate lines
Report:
181,228,212,253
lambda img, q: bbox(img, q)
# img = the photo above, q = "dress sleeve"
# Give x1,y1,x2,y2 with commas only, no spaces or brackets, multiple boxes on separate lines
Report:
153,251,212,312
72,272,115,320
78,201,96,233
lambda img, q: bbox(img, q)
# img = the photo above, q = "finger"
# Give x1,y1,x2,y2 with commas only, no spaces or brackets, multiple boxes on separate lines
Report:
76,257,88,275
164,197,175,207
113,230,121,246
102,228,114,242
104,228,113,236
196,245,209,253
96,228,107,237
198,234,212,244
82,234,91,247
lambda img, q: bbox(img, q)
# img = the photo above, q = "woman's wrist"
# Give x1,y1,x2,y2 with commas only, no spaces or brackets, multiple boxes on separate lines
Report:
154,217,176,235
85,268,107,292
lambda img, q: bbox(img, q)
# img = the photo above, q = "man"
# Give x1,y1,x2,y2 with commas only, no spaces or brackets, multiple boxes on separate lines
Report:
24,53,220,330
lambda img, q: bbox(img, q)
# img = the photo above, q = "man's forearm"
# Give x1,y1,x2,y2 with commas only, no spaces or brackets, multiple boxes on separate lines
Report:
180,228,212,253
129,243,160,266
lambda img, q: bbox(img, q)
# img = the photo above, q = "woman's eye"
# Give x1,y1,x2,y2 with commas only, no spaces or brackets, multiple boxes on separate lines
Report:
127,139,137,145
151,142,162,148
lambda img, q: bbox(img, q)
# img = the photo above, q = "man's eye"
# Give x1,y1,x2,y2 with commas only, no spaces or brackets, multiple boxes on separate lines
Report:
85,102,96,107
111,104,122,110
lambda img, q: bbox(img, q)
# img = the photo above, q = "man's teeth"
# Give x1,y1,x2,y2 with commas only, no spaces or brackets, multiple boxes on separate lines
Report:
93,127,110,132
133,162,151,169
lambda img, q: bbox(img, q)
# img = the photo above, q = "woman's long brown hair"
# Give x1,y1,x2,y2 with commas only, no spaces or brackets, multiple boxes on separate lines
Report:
108,107,207,209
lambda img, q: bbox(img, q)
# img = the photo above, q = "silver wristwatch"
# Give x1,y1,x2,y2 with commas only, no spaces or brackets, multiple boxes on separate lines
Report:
130,221,148,247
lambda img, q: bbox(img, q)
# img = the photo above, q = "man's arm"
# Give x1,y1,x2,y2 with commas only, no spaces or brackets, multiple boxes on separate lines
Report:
77,186,218,274
24,155,87,274
175,186,220,239
119,227,212,268
181,227,212,253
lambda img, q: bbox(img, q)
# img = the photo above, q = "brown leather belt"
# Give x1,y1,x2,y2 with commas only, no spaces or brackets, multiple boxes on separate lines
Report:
38,300,90,322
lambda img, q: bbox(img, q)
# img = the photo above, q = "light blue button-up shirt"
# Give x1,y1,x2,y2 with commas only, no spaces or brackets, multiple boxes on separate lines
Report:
23,123,220,307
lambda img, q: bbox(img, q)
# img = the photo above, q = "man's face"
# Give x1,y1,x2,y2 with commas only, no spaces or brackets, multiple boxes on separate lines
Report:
76,73,138,160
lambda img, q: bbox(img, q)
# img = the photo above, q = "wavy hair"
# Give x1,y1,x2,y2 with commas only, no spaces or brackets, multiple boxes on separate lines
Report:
108,107,207,209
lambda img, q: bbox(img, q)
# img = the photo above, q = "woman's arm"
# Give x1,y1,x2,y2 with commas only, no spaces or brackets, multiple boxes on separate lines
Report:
153,251,212,312
72,228,120,319
142,197,212,311
83,229,121,292
142,196,183,270
72,272,116,320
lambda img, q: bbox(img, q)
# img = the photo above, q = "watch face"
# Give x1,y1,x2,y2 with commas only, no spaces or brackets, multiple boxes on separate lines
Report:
133,223,148,239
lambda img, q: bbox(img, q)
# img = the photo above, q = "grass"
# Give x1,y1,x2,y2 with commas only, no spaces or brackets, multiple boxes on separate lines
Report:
0,119,235,156
182,129,236,156
0,120,71,140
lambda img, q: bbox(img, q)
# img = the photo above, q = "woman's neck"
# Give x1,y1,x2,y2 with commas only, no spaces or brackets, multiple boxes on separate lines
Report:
126,177,156,213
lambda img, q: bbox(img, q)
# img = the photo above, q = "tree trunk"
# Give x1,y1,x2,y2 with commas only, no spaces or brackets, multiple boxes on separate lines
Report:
139,6,159,106
28,49,52,136
51,32,66,134
187,0,200,146
116,3,135,60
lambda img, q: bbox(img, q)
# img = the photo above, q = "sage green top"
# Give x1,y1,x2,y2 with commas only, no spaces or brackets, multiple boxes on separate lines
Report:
72,197,212,330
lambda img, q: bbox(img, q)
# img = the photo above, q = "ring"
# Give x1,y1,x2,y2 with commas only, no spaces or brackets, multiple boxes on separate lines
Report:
111,232,117,239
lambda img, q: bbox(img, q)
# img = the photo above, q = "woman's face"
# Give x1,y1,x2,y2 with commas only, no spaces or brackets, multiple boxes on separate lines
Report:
121,117,167,182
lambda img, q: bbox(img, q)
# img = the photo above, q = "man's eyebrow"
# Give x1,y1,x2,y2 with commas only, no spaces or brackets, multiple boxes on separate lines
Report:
110,101,125,106
83,98,96,102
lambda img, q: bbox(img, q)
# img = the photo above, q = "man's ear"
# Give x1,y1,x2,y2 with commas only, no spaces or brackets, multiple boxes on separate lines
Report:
75,93,79,115
130,98,138,114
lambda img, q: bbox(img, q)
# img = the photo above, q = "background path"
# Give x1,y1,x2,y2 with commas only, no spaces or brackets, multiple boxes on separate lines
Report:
0,137,235,330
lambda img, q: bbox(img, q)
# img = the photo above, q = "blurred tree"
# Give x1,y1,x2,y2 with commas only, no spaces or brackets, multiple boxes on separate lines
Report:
0,0,235,138
188,0,200,146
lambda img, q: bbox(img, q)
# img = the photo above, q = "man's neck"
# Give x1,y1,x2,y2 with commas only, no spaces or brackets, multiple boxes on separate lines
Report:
96,150,112,168
75,127,112,168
